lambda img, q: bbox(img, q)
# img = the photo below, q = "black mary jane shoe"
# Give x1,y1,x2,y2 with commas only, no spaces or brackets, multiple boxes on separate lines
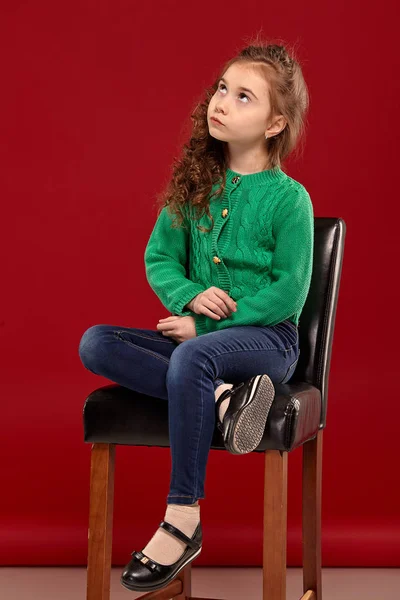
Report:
120,520,202,593
215,374,276,455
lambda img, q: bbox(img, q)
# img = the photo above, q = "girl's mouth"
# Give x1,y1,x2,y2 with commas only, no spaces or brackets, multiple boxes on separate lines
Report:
211,117,224,126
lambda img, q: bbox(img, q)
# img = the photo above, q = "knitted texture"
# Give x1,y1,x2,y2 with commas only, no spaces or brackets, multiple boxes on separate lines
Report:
144,166,314,337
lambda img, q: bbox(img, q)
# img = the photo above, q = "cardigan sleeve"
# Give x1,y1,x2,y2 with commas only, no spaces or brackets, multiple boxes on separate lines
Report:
144,205,205,316
194,187,314,336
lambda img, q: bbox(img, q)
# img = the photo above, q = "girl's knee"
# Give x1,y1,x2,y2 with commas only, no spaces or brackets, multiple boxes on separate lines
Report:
78,324,107,368
166,338,214,381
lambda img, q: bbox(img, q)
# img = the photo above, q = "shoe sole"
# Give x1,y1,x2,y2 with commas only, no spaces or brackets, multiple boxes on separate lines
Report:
120,546,202,592
226,374,275,455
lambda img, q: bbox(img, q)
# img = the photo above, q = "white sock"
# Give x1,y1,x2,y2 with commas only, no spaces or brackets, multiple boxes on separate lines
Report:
215,383,234,422
141,502,200,565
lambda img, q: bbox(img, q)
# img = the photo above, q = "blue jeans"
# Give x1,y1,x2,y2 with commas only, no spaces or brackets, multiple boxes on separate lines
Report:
78,319,299,505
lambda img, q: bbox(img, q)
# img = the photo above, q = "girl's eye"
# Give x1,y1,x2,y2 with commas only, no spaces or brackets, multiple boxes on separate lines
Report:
218,83,250,103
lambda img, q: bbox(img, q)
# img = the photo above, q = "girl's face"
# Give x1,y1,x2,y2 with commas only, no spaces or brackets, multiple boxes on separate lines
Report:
207,62,285,147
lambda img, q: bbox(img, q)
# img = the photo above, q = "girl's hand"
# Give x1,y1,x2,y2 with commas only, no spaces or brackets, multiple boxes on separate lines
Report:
156,315,197,343
188,287,237,320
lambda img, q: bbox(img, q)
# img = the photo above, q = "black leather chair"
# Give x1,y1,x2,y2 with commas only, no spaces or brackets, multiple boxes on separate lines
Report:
83,216,346,600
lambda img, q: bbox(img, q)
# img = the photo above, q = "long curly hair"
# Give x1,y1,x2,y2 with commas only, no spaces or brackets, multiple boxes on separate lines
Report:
154,34,310,234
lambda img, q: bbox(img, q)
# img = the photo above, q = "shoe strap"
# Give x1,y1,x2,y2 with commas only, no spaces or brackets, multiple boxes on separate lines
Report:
159,520,200,550
215,382,245,415
215,388,234,414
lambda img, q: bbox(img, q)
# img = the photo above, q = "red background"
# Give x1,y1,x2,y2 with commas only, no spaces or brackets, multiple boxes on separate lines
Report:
1,1,399,566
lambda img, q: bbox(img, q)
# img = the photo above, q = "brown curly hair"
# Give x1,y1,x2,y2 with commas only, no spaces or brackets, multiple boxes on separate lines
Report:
154,34,310,234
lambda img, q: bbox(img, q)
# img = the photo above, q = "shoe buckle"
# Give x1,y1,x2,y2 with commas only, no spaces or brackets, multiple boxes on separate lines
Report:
133,551,157,571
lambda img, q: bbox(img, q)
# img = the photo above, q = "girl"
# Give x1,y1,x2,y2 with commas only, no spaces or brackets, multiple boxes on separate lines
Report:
78,38,313,593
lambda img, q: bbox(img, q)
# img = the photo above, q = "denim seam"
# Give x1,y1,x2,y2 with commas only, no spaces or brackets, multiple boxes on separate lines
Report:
116,330,173,344
167,494,195,498
205,344,298,360
114,332,171,364
191,354,208,500
278,356,299,384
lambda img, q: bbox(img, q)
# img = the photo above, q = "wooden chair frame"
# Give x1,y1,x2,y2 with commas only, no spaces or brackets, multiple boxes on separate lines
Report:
86,430,322,600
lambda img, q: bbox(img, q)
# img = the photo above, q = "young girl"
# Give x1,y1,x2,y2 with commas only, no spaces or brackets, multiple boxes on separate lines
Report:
78,38,313,593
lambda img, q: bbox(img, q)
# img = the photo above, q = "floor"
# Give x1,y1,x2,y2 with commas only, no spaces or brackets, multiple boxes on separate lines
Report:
1,567,399,599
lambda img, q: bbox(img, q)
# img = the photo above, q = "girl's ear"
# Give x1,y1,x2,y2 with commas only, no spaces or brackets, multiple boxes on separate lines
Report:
265,115,287,138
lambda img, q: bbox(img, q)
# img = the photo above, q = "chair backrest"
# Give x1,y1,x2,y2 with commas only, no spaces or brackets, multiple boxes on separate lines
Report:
293,217,346,430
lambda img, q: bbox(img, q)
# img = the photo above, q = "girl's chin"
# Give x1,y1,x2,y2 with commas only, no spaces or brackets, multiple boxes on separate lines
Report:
209,129,227,140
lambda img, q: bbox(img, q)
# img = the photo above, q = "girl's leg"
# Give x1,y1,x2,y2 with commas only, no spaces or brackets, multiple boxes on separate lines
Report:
165,319,299,505
78,324,178,398
78,323,225,395
141,320,297,571
78,323,202,567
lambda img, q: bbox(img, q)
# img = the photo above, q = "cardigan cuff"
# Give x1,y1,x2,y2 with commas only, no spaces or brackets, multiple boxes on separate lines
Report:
194,314,210,337
172,285,204,316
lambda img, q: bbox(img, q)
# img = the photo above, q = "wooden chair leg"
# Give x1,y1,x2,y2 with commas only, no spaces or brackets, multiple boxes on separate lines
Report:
263,449,288,600
175,564,193,599
302,429,323,600
86,443,115,600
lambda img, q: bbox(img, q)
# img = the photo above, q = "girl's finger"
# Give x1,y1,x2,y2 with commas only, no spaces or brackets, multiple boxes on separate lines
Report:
159,316,179,322
157,322,175,331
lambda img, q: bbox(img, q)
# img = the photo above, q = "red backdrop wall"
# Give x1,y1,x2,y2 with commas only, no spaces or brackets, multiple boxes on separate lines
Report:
1,1,399,567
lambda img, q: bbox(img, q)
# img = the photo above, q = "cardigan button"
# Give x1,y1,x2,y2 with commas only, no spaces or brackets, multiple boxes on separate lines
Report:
231,175,241,184
222,208,228,217
212,256,221,264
